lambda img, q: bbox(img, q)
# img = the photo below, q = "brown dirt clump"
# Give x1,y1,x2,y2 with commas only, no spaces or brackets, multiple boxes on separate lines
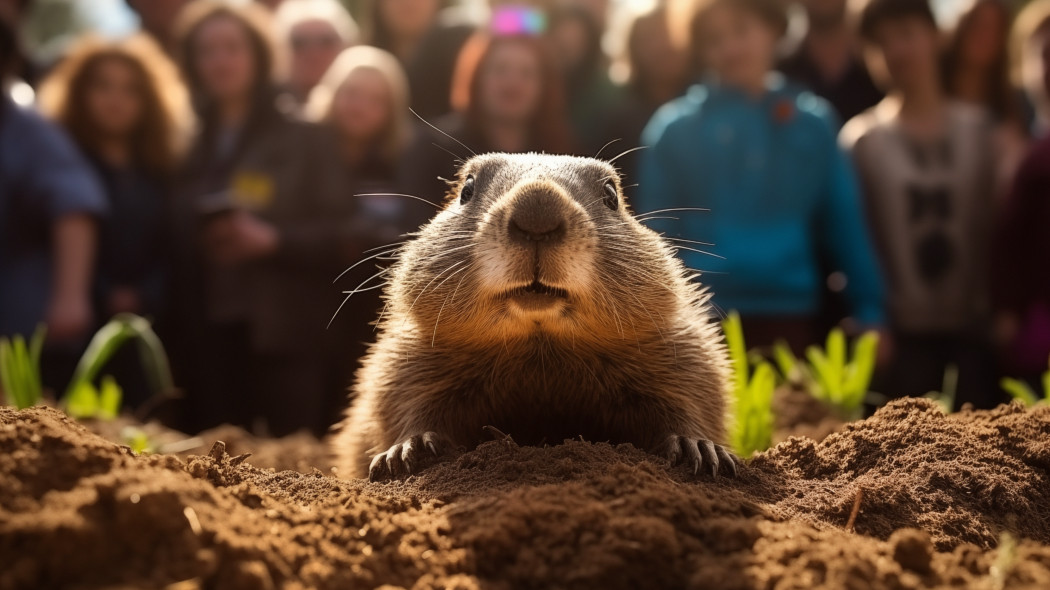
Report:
2,398,1050,590
82,416,331,473
772,385,844,443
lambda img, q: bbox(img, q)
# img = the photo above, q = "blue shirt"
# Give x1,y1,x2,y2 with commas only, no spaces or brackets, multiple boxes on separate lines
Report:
0,96,107,338
636,78,886,325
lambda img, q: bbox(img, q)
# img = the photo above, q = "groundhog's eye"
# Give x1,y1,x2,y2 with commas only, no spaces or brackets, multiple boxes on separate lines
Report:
602,180,618,210
460,175,476,204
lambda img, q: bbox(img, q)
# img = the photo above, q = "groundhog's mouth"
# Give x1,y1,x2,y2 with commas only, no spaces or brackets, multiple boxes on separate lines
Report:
504,280,569,311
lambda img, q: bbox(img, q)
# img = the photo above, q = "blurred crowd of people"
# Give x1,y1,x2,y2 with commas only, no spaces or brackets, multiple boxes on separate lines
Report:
0,0,1048,435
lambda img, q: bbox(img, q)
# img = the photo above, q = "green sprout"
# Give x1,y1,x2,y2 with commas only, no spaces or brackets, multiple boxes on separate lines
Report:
924,365,959,414
61,314,174,420
773,328,878,421
989,532,1018,590
1000,356,1050,407
65,375,123,420
121,425,155,455
723,312,776,458
0,325,47,409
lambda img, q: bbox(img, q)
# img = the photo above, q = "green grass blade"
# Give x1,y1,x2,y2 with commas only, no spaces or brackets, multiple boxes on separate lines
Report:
739,362,776,457
64,319,136,402
722,312,748,393
98,375,123,420
11,337,33,409
805,346,832,402
27,325,45,403
772,341,797,382
1001,378,1038,406
124,315,175,395
65,382,100,419
28,324,45,372
842,331,879,409
825,329,846,403
0,340,19,407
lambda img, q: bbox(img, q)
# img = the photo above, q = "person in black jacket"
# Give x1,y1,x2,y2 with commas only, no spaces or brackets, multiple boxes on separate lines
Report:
171,0,356,436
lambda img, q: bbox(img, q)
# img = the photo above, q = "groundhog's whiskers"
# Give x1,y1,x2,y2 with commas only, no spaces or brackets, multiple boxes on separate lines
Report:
431,261,477,346
411,108,477,158
606,145,648,165
662,235,715,247
635,207,710,218
411,242,474,265
593,138,623,159
333,247,404,283
665,243,725,260
430,143,468,166
328,266,397,329
352,192,441,210
404,259,469,328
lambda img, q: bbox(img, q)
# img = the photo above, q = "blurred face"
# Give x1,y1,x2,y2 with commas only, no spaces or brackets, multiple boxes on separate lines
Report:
1022,27,1050,115
699,4,779,92
289,19,345,92
378,0,440,41
331,67,392,142
632,14,688,92
192,15,258,104
958,2,1006,69
85,58,144,138
574,0,609,27
803,0,848,30
550,17,590,73
478,41,544,124
127,0,190,37
864,17,940,92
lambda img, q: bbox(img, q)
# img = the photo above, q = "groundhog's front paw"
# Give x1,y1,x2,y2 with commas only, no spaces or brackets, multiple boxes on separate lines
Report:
368,431,451,482
655,434,738,478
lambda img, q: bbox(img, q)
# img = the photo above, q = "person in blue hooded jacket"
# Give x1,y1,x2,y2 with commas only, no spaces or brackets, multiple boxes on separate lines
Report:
0,19,108,390
636,0,887,351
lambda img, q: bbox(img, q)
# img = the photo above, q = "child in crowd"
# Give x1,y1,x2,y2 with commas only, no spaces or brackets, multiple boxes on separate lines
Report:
638,0,886,352
37,35,188,406
841,0,997,406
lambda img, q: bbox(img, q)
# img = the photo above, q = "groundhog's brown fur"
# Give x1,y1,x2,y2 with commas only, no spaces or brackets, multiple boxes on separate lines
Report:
331,153,734,480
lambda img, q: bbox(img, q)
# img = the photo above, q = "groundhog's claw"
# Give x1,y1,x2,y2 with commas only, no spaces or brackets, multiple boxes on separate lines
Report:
368,432,450,481
657,434,738,478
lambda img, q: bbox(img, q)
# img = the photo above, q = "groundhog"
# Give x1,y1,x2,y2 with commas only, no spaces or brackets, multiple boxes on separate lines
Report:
331,153,735,481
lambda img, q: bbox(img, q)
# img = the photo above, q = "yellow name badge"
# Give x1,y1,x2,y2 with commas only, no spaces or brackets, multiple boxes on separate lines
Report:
231,171,275,210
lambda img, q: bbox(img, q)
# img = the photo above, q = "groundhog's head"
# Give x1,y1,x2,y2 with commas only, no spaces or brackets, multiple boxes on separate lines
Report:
384,153,693,347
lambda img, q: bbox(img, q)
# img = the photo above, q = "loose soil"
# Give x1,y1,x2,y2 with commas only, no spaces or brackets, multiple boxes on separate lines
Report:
2,398,1050,590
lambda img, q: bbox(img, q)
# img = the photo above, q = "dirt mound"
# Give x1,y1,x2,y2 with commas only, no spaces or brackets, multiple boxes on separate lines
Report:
82,416,331,473
2,398,1050,589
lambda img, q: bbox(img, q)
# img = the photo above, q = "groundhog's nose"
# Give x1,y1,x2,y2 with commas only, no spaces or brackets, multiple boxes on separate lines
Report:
507,189,567,246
